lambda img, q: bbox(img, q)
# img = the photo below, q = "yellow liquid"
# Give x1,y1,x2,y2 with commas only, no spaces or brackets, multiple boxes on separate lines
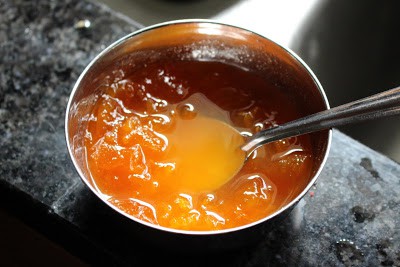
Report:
165,115,245,193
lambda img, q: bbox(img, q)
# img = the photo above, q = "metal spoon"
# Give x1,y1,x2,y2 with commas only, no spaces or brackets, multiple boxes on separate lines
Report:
241,86,400,159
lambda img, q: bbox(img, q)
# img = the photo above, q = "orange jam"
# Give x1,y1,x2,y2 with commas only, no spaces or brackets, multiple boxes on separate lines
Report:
84,60,314,231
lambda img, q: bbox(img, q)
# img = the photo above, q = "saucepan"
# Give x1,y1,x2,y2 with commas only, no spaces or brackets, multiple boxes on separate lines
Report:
65,20,332,250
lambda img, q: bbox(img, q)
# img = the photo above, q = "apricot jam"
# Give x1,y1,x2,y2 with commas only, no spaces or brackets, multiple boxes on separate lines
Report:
84,60,314,231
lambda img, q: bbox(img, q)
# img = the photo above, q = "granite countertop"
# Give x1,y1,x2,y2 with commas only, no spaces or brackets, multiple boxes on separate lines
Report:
1,0,400,266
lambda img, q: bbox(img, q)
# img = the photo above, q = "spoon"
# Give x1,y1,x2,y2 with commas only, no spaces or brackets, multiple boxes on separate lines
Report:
241,86,400,159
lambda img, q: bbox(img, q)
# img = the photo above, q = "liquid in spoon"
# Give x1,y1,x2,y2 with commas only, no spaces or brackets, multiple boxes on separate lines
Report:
164,114,245,193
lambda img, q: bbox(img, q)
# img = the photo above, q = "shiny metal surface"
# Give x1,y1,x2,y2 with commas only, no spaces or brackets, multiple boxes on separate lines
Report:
292,0,400,162
243,87,400,157
96,0,320,47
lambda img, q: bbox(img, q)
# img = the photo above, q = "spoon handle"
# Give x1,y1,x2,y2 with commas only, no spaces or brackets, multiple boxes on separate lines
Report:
242,86,400,154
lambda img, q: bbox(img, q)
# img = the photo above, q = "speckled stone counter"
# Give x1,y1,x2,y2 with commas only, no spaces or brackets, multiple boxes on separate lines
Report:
1,0,399,266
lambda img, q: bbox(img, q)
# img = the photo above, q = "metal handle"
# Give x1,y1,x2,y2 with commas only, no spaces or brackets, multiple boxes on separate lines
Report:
241,86,400,155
